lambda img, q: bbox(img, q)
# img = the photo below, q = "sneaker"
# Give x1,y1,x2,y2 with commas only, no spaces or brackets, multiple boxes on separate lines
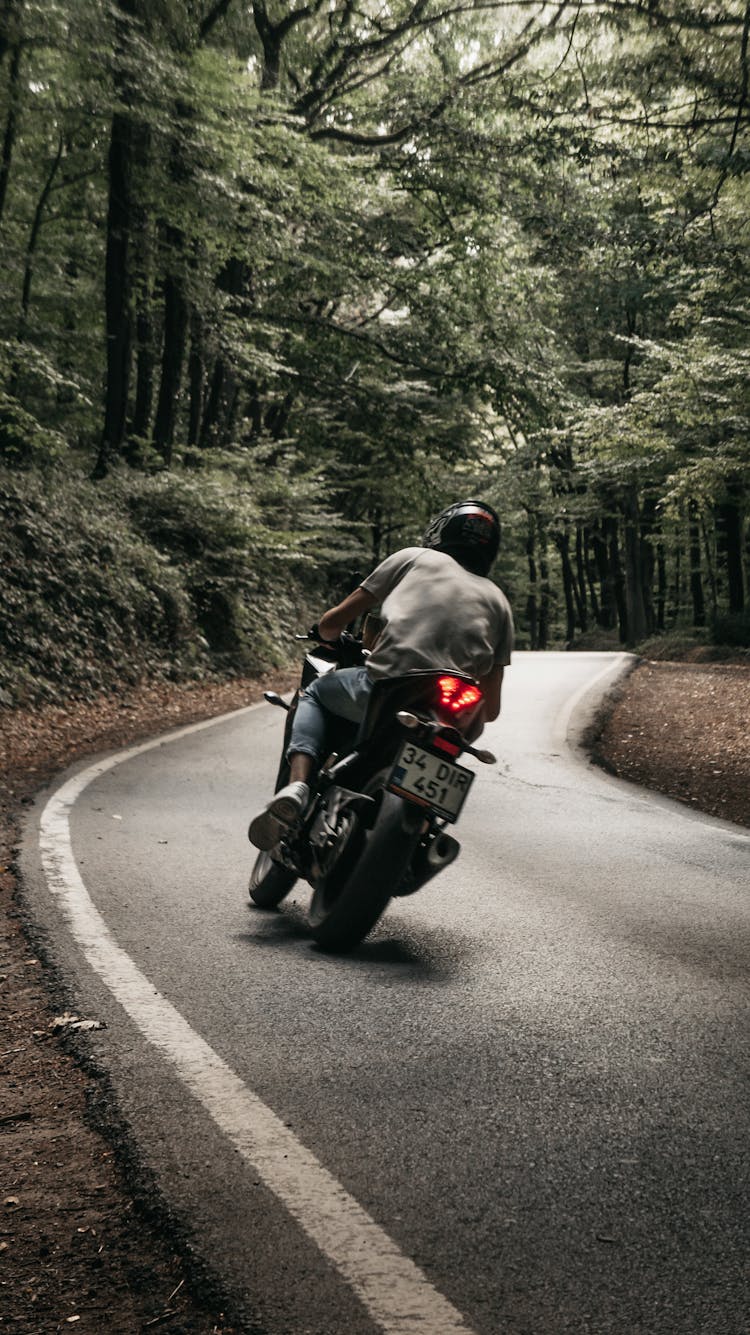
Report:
248,781,310,851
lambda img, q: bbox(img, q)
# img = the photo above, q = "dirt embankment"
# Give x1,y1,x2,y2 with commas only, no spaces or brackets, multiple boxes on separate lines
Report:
0,660,747,1333
592,659,750,830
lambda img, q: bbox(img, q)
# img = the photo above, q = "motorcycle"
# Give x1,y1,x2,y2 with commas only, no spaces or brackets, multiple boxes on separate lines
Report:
248,623,496,952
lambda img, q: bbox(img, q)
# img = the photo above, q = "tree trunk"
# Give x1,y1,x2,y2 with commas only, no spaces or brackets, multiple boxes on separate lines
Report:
525,511,538,649
198,358,226,448
265,390,295,441
702,518,719,624
591,521,616,630
622,486,648,647
0,41,22,228
129,294,154,444
583,528,601,628
538,521,550,650
152,259,188,464
639,495,657,636
605,515,627,644
94,0,138,479
246,380,263,440
187,309,204,446
717,485,745,613
656,539,667,632
688,502,706,627
574,522,588,633
152,95,197,465
127,119,154,449
555,527,585,642
671,539,684,627
8,132,63,394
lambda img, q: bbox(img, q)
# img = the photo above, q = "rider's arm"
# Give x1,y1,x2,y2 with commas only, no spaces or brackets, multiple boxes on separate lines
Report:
478,665,503,722
318,587,378,642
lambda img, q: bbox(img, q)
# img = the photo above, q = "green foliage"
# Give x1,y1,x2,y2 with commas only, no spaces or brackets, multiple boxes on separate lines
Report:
0,0,747,679
0,392,66,468
712,611,750,649
0,464,334,705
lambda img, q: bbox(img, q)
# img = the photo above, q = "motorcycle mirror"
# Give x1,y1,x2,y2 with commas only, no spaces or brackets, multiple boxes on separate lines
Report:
396,711,420,729
472,748,497,765
264,691,290,711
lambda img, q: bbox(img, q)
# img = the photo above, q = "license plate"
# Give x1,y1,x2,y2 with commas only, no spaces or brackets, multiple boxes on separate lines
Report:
387,741,474,823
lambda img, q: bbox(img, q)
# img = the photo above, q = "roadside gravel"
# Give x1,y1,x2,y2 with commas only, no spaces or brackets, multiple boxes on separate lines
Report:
0,658,747,1333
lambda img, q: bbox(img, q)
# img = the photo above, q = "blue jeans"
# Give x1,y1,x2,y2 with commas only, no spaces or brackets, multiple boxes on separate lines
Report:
287,666,373,764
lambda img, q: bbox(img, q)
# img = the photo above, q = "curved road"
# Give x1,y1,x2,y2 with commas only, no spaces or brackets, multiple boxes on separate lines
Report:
21,653,750,1334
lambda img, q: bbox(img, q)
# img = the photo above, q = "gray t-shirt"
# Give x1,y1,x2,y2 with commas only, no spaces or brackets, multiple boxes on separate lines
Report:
360,547,513,681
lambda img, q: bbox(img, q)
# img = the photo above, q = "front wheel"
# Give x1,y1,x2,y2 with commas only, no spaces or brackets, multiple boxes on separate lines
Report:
248,850,297,908
308,791,422,952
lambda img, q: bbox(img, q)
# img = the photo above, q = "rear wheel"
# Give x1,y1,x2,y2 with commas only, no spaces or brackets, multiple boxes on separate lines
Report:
248,850,297,908
308,790,422,952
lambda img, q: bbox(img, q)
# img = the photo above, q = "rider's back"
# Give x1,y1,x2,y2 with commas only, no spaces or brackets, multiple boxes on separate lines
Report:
360,547,513,681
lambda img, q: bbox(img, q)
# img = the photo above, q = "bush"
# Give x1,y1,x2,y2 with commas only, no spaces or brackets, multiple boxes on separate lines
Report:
0,462,338,706
712,610,750,648
0,469,207,705
0,393,65,469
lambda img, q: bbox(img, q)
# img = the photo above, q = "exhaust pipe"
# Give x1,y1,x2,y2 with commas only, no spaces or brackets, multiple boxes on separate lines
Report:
398,831,461,895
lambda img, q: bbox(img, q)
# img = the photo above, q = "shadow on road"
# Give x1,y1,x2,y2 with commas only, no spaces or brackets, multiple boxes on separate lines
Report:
238,896,474,984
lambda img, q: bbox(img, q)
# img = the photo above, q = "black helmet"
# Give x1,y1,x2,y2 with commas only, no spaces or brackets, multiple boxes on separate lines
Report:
422,499,500,577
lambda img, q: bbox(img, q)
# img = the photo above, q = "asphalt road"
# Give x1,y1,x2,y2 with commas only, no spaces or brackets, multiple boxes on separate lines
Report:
22,653,750,1335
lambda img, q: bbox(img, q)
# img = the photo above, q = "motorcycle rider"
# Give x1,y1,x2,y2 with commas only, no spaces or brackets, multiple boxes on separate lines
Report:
248,499,513,851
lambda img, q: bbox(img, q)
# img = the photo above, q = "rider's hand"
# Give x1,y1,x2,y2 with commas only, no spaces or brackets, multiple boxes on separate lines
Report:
309,622,338,645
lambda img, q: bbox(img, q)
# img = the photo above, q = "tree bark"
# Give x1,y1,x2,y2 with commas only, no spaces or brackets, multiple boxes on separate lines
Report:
94,0,138,479
591,521,616,630
574,522,588,633
583,528,601,628
127,120,154,448
129,292,154,444
656,539,667,632
187,309,204,446
537,520,550,650
688,502,706,627
525,511,538,649
198,357,226,448
622,486,648,647
0,40,21,228
152,102,194,464
152,259,188,464
9,133,64,393
639,495,657,636
717,484,745,613
605,515,627,644
554,526,587,642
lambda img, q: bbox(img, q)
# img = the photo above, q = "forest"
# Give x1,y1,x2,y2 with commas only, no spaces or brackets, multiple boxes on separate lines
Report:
0,0,748,704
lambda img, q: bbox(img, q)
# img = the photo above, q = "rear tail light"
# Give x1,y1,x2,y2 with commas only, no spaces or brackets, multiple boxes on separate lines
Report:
436,675,482,715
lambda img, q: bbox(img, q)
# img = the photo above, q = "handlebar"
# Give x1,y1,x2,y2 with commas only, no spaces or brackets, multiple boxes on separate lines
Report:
296,627,361,648
296,627,366,667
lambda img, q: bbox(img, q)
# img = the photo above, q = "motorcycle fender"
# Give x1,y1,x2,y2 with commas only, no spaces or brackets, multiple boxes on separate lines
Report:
396,798,428,835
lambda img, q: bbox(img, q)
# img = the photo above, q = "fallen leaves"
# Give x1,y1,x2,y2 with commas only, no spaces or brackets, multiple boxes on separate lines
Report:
597,661,750,828
50,1014,105,1034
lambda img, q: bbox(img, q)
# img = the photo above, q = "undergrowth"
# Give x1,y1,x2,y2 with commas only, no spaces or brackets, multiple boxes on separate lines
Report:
0,461,357,707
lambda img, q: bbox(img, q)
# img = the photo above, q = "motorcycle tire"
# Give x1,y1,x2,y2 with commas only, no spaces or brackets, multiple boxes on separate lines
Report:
308,790,422,953
248,849,297,908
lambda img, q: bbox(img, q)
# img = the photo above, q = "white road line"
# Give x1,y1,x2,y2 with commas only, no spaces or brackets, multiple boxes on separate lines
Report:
38,705,475,1335
550,651,634,751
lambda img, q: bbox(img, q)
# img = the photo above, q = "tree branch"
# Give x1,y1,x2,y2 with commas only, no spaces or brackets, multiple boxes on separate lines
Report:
711,0,750,208
199,0,233,43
